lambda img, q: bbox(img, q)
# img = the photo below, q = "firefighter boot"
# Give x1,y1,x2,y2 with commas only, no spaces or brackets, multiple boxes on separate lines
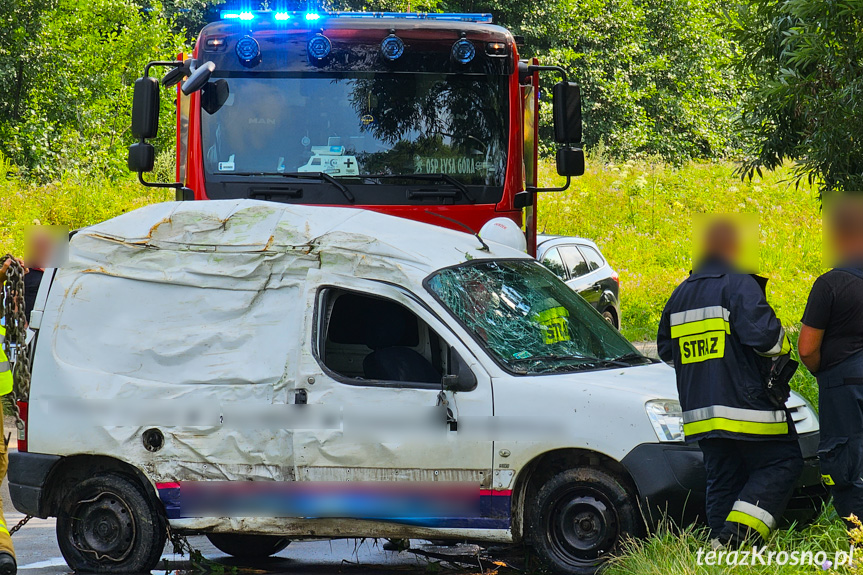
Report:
0,415,16,568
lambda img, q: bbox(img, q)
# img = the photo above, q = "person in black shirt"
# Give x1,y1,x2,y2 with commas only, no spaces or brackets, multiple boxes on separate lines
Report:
799,196,863,524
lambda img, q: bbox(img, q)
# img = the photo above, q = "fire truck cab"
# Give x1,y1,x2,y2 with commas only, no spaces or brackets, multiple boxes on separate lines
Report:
127,10,585,255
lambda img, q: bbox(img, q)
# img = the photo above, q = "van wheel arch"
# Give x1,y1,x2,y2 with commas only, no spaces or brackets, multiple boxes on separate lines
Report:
510,449,645,543
42,455,162,522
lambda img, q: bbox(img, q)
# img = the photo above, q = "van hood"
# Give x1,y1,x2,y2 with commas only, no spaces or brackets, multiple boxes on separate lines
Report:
544,361,680,401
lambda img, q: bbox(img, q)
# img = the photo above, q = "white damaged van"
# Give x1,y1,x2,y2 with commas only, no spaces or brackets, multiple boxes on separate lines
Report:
9,200,823,574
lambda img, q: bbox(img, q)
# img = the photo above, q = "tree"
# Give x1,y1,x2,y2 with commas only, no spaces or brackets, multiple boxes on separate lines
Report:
728,0,863,195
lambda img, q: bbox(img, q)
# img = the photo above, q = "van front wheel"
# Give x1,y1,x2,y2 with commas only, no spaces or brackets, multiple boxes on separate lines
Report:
56,472,166,573
528,467,641,575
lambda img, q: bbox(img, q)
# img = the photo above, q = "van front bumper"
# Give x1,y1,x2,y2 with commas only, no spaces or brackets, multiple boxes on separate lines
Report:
8,451,62,518
620,432,826,529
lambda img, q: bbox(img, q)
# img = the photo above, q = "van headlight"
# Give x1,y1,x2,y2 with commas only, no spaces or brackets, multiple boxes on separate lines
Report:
645,400,684,442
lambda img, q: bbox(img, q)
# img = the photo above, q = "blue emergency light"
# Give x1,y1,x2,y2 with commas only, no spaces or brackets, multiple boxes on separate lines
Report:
219,10,493,24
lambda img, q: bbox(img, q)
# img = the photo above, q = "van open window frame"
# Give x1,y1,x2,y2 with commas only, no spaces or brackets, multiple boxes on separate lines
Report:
311,283,467,391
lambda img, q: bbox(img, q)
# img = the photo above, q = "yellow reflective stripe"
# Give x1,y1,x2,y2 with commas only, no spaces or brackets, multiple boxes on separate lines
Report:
670,317,731,339
757,329,791,357
535,306,569,322
0,521,9,536
823,474,836,486
683,417,789,437
726,510,771,539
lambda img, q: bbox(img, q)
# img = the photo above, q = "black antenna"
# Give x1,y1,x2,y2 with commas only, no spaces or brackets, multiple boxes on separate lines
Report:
425,210,489,252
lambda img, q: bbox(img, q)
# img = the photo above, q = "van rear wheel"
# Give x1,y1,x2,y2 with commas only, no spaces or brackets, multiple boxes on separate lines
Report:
528,467,641,575
207,534,290,560
56,472,166,573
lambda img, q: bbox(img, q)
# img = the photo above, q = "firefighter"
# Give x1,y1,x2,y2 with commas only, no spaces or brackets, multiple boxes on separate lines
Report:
657,218,803,547
0,257,19,574
798,197,863,525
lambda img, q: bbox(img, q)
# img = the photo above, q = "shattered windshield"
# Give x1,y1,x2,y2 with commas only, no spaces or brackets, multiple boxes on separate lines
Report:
200,73,508,187
427,260,646,374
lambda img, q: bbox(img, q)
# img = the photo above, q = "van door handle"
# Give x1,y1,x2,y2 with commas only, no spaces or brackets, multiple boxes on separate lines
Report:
294,389,307,405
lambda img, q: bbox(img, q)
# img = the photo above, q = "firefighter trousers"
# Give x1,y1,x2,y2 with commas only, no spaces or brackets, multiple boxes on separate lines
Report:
0,415,14,557
699,437,803,542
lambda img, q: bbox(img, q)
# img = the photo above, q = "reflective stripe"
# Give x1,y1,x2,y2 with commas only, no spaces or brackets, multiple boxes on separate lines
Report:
670,317,731,339
726,510,770,539
669,305,730,326
758,328,790,357
0,361,8,373
683,405,787,425
732,500,777,530
0,520,8,536
683,418,789,436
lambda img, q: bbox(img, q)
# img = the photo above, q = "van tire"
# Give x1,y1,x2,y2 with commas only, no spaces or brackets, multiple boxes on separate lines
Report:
206,534,290,560
56,472,166,573
527,467,640,575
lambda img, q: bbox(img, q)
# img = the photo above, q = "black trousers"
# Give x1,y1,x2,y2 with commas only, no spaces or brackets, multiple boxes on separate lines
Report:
699,438,803,540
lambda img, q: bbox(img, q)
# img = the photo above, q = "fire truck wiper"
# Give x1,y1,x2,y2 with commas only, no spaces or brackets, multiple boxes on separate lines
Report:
360,173,475,203
231,172,355,203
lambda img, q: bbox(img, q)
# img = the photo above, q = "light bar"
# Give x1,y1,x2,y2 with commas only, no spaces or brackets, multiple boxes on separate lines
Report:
219,10,493,24
221,10,255,20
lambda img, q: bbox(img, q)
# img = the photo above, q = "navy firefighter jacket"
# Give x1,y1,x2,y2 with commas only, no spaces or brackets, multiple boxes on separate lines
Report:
657,258,792,443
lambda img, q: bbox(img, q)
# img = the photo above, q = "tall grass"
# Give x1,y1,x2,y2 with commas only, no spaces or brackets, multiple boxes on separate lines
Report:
0,172,171,256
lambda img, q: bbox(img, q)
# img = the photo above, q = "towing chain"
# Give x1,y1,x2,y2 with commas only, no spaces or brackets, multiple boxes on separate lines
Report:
2,255,29,431
8,514,32,536
2,256,32,536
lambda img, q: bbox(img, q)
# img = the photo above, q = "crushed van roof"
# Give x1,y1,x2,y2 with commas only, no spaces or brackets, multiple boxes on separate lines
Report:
70,200,528,289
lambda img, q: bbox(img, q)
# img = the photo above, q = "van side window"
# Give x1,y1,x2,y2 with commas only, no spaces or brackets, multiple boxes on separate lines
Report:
319,289,446,386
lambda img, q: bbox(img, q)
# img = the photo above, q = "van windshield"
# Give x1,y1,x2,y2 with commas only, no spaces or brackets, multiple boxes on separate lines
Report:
427,260,647,374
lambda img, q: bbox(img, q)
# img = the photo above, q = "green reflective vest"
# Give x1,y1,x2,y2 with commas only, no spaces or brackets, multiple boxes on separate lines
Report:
0,326,12,396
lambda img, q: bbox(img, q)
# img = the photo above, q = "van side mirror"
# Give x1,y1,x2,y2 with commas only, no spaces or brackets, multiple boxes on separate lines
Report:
444,349,477,392
552,81,582,144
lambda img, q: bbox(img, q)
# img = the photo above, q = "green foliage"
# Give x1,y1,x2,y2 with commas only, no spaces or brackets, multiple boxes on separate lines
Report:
477,0,743,161
0,159,171,257
728,0,863,195
0,0,186,180
537,157,822,404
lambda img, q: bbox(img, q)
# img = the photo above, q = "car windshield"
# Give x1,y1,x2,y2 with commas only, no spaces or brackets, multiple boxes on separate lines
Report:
200,73,508,187
427,260,645,374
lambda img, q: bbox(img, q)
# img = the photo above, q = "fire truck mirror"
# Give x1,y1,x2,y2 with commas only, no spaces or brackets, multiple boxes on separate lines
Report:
552,82,583,144
182,61,216,96
131,76,160,140
127,142,155,173
556,147,585,178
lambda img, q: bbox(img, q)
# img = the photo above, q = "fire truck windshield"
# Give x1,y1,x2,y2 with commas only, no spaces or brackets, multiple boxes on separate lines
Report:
200,72,508,191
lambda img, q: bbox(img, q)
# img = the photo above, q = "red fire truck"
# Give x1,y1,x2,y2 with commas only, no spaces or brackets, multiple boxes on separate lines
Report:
127,10,584,255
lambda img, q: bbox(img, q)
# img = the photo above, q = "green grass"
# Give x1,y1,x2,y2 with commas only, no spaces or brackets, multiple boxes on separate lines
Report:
538,158,824,406
604,507,855,574
0,168,171,257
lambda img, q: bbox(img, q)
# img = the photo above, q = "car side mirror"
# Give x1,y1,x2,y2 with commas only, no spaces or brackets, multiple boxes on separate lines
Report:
552,81,582,144
444,349,477,392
